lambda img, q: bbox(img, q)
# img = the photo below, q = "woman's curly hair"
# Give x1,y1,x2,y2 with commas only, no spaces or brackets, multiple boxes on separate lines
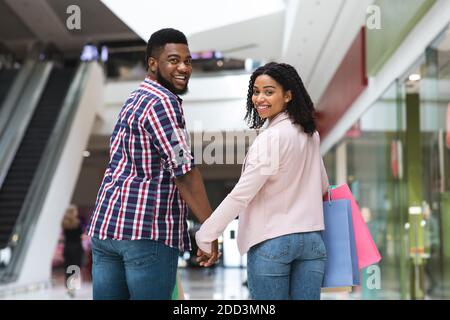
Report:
244,62,316,135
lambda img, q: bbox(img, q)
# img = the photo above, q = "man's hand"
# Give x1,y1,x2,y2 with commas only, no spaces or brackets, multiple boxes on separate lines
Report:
196,240,220,267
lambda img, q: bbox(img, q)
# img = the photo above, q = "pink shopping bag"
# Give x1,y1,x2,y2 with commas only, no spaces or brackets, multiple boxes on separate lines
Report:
324,184,381,269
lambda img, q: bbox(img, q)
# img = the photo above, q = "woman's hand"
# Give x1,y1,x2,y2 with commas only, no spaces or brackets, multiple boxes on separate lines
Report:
196,240,220,267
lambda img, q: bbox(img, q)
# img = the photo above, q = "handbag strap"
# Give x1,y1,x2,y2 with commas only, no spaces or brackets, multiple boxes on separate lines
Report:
327,187,332,206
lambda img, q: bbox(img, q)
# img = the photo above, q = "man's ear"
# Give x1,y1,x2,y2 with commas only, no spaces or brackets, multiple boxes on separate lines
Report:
148,57,157,73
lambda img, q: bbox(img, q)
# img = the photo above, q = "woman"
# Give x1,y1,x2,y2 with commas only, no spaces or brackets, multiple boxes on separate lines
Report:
195,62,329,300
62,205,84,297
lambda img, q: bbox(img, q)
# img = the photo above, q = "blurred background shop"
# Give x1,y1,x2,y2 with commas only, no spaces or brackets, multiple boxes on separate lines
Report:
0,0,449,300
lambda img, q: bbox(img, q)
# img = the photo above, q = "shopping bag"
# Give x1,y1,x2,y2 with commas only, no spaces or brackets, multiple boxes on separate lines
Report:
324,184,382,269
321,287,352,293
322,196,360,288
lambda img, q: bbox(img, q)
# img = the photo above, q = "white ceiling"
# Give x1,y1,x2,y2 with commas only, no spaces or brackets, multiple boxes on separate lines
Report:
101,0,286,39
0,0,375,103
101,0,374,103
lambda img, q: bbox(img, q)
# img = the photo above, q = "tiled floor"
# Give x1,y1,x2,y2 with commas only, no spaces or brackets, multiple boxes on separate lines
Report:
0,267,249,300
179,267,250,300
0,266,435,300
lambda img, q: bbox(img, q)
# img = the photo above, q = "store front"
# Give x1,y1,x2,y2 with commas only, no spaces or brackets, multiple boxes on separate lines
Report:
323,24,450,300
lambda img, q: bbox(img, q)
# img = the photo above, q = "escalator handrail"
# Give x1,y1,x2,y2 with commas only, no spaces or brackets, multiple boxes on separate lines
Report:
0,62,54,189
0,62,92,283
0,60,36,137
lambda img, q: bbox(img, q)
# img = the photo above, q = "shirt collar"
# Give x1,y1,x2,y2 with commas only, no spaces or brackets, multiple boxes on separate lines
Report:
142,76,183,104
267,111,290,128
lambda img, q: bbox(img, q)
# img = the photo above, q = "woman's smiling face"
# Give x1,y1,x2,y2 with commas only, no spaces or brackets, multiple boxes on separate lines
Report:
252,74,291,120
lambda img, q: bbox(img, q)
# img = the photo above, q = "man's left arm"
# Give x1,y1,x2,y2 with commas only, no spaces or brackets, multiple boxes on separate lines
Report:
145,96,219,266
174,167,220,267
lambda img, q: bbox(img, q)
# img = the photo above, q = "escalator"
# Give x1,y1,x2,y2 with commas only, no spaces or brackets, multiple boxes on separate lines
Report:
0,69,18,110
0,61,103,287
0,67,75,249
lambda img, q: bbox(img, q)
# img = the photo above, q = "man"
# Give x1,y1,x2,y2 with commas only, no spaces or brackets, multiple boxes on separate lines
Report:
86,28,219,300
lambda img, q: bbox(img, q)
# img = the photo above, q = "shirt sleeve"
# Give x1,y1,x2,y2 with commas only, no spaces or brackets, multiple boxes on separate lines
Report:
145,96,194,178
195,130,279,254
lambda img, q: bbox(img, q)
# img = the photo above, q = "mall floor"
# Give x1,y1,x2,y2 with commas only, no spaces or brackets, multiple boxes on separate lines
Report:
0,266,383,300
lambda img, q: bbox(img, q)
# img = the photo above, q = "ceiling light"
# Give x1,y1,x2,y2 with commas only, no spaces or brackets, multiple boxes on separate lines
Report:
408,74,421,81
83,151,91,157
245,59,253,71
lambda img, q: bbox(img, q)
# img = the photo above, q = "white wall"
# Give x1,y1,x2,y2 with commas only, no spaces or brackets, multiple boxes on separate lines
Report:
94,73,252,136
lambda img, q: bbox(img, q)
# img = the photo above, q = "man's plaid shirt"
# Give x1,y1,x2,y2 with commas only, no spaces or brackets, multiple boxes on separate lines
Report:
87,77,194,252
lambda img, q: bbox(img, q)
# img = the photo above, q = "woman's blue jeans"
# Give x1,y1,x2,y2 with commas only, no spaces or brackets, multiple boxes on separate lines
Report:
91,237,179,300
247,231,327,300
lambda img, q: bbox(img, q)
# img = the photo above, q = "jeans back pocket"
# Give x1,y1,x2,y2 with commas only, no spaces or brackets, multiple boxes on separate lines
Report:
253,235,292,261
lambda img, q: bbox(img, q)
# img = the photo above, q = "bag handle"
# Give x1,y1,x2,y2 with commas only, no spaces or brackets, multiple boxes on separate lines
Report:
327,187,332,206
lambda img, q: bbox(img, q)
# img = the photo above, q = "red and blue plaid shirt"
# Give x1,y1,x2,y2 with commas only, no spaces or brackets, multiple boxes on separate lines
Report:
87,77,194,252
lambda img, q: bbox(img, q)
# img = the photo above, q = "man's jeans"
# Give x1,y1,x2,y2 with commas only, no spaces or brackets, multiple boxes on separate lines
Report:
247,231,327,300
91,238,179,300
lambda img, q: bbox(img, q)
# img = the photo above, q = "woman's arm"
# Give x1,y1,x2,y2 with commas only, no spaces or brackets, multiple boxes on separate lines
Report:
195,131,279,255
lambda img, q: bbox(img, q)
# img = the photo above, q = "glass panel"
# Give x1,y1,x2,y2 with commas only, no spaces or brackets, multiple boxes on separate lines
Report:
323,80,408,299
419,24,450,298
322,22,450,302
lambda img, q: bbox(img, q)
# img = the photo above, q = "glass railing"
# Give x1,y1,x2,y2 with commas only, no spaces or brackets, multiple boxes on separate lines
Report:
0,60,36,137
0,62,53,188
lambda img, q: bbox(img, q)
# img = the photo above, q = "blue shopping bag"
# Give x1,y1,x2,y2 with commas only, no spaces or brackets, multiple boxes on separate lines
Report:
321,194,360,288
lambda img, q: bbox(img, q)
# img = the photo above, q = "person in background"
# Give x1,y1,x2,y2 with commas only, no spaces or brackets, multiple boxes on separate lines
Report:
62,204,84,298
196,62,329,300
422,201,439,296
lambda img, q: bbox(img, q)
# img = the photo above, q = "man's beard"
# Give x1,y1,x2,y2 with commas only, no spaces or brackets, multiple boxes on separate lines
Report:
156,69,188,95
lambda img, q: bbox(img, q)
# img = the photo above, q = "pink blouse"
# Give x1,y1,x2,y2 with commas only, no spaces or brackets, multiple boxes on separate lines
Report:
196,112,329,255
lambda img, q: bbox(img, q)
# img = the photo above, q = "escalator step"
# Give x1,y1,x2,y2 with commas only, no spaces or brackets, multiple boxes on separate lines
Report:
0,67,75,248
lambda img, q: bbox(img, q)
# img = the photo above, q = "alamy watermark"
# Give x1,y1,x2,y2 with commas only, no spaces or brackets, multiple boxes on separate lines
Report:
66,265,82,290
365,265,381,290
170,121,279,176
65,4,381,32
366,5,382,30
66,5,81,30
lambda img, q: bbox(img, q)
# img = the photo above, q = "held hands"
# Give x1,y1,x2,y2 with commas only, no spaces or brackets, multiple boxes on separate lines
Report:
196,239,220,267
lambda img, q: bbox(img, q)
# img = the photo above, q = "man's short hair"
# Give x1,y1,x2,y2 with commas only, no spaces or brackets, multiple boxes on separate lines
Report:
145,28,188,70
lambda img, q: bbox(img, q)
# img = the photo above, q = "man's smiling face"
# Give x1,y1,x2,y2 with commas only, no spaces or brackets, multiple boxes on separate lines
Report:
150,43,192,95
